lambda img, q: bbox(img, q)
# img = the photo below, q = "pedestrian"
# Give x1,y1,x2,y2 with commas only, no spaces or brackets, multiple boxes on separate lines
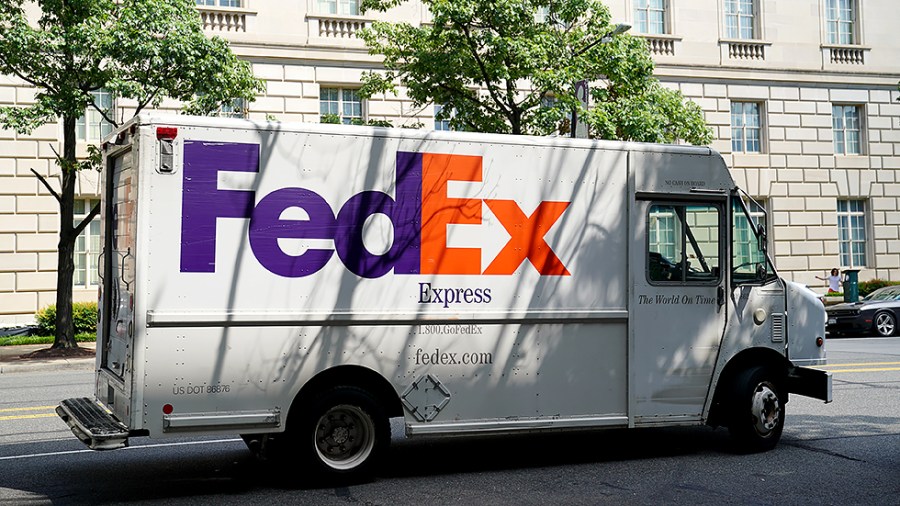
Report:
816,268,842,293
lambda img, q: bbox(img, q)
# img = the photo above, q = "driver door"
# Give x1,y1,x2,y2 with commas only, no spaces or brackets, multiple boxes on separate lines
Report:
631,198,727,422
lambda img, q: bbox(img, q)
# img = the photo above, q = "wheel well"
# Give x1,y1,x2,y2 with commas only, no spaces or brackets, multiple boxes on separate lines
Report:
287,365,403,427
708,347,789,427
874,309,897,321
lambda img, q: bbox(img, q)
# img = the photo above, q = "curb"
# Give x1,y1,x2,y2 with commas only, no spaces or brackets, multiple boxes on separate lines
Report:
0,357,96,374
0,342,97,374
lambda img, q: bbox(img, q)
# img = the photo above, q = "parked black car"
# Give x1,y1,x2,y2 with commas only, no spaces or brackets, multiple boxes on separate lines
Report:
826,286,900,337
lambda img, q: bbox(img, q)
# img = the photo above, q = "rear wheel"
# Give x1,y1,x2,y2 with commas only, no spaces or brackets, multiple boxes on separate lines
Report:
874,312,896,337
288,386,388,484
728,366,784,453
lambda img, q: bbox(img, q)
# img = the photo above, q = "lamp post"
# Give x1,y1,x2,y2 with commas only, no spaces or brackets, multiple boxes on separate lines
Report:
572,23,631,138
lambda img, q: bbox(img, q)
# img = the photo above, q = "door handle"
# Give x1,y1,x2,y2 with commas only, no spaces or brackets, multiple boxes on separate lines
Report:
717,285,725,308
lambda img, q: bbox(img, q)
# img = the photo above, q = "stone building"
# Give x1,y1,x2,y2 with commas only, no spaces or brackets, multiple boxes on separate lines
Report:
1,0,898,324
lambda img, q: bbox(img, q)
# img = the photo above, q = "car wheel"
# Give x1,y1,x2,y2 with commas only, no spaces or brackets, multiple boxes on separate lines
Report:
874,312,896,337
727,366,784,453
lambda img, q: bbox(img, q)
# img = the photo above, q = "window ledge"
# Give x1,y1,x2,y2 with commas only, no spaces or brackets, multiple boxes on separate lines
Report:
636,33,681,56
719,39,771,61
821,44,870,65
196,6,256,33
307,13,372,40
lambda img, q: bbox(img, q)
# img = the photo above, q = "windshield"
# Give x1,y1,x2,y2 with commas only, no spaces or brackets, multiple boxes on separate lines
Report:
865,288,900,301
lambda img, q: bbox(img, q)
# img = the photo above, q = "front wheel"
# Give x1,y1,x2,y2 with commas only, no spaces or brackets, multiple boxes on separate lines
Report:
874,312,896,337
289,386,388,484
728,366,784,453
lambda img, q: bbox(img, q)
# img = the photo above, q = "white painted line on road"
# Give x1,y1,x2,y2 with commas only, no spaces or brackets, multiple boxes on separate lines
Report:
0,438,241,461
0,449,92,461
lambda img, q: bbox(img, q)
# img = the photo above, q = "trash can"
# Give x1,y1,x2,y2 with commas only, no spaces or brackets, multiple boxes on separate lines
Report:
843,269,860,303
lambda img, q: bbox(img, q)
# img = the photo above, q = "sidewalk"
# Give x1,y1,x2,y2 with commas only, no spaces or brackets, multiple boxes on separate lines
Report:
0,342,96,374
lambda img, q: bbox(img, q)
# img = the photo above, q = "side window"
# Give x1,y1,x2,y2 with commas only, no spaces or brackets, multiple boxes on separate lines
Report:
732,196,771,283
647,203,721,284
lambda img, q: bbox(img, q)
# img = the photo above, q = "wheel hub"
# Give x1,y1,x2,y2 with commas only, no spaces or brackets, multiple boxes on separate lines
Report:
876,314,894,336
314,405,374,469
751,384,780,435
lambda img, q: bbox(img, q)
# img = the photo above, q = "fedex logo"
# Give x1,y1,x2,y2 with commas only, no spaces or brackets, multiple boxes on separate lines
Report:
180,141,570,278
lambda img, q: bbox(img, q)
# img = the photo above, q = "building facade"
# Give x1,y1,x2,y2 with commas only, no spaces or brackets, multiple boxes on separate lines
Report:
1,0,898,324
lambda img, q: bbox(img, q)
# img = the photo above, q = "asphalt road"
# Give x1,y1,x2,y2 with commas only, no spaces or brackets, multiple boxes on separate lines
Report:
0,337,898,505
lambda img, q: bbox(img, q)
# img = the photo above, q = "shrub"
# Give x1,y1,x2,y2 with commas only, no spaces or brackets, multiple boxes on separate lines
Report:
34,302,98,336
858,279,900,298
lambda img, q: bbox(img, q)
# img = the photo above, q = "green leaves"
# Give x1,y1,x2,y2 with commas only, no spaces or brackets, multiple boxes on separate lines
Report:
360,0,711,144
0,0,264,348
0,0,264,135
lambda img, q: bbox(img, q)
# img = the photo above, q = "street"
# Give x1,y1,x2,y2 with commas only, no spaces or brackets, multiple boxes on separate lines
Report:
1,337,898,505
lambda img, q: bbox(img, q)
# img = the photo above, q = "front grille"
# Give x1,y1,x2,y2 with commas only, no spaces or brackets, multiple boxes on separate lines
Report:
827,308,859,317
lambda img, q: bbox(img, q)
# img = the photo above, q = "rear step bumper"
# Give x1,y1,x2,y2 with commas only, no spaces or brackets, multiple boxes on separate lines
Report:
56,397,129,450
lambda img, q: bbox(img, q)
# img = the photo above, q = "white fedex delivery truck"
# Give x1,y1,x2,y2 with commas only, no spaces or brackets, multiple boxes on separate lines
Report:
58,114,831,481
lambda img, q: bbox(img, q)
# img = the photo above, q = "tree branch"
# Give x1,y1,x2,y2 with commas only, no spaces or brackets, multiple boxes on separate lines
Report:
459,23,511,117
0,52,55,92
31,168,62,203
72,201,100,237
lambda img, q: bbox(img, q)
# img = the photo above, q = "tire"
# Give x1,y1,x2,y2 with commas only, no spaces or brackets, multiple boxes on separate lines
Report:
874,312,896,337
288,386,388,484
727,366,784,453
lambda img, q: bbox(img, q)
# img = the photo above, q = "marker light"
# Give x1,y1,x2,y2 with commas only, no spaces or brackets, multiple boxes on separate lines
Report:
156,127,178,140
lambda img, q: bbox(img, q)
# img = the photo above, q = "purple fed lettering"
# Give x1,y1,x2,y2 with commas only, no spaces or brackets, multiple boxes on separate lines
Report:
248,188,337,277
180,145,428,278
333,152,422,277
181,141,258,273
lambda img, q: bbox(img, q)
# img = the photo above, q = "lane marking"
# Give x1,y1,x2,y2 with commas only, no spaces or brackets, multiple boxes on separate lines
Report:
0,406,57,413
817,361,900,369
816,367,900,373
0,438,241,461
0,413,57,422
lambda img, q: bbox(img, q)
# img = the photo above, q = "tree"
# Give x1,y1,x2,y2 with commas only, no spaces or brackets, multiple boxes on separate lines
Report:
0,0,264,350
358,0,711,143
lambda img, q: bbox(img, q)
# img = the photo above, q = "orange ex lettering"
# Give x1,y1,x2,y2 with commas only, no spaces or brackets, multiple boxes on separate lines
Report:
419,152,570,276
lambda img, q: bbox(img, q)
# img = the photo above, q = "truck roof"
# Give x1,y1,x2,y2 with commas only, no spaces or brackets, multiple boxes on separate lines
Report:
122,113,716,158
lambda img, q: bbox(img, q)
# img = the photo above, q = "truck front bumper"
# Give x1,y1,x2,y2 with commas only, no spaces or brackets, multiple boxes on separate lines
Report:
786,366,833,403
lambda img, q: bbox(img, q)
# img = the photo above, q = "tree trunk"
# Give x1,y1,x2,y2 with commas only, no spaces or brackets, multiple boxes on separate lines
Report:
52,115,79,350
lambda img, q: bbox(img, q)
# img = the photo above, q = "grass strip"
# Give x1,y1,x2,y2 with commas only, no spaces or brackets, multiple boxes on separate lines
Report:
0,333,96,347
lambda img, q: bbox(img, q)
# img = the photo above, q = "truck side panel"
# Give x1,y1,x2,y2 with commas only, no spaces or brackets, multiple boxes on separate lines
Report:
139,125,632,436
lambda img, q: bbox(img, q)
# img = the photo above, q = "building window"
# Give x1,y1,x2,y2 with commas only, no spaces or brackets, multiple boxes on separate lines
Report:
76,89,114,142
196,0,241,6
434,104,453,131
825,0,856,45
731,102,762,153
725,0,756,39
634,0,668,35
649,207,677,260
837,199,866,268
213,98,246,119
320,88,363,124
318,0,359,15
832,104,862,154
74,198,101,288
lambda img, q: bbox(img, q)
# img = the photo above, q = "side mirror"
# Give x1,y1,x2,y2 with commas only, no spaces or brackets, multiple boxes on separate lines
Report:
756,262,767,280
